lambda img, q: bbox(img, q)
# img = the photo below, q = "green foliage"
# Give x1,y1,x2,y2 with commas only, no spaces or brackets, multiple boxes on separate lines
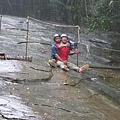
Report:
82,0,120,32
0,0,120,32
83,16,113,31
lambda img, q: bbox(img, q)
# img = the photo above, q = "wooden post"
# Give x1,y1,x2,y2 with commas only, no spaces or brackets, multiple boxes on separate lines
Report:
77,26,80,66
25,16,29,59
0,9,2,33
0,15,2,33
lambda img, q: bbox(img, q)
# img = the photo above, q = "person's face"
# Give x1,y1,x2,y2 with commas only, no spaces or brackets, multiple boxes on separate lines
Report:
55,36,61,43
61,37,68,44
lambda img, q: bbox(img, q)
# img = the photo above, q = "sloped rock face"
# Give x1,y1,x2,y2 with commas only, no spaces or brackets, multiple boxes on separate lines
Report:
0,60,52,84
0,60,52,119
0,15,120,120
0,95,41,120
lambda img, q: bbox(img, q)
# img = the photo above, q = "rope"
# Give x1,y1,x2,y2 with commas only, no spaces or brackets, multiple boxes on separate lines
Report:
2,16,120,54
29,17,80,66
29,17,78,28
29,17,120,53
9,16,120,61
80,42,120,53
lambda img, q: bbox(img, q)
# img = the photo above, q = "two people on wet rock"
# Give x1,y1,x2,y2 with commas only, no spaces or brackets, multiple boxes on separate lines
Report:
49,34,88,72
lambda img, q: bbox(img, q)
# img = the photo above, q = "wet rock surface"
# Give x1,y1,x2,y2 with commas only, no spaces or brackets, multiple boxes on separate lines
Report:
0,60,52,84
0,95,40,119
0,15,120,119
1,70,120,120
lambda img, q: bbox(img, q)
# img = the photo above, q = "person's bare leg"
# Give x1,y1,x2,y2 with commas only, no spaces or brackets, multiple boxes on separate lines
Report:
78,64,89,73
63,65,69,71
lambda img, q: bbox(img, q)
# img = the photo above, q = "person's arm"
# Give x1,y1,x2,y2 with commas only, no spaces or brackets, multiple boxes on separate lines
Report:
55,54,67,65
55,54,63,62
57,42,70,49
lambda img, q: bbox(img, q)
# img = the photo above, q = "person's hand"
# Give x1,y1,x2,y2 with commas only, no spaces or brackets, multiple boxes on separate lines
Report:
66,43,70,47
63,65,69,71
63,43,70,47
63,60,67,65
74,49,79,54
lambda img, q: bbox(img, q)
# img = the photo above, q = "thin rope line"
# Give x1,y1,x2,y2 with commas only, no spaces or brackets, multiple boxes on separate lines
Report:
29,17,78,28
2,16,120,53
80,42,120,53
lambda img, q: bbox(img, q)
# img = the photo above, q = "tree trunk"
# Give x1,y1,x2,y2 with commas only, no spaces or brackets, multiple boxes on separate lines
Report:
84,0,88,17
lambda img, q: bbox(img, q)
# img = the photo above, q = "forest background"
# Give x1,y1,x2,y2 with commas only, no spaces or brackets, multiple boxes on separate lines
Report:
0,0,120,32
